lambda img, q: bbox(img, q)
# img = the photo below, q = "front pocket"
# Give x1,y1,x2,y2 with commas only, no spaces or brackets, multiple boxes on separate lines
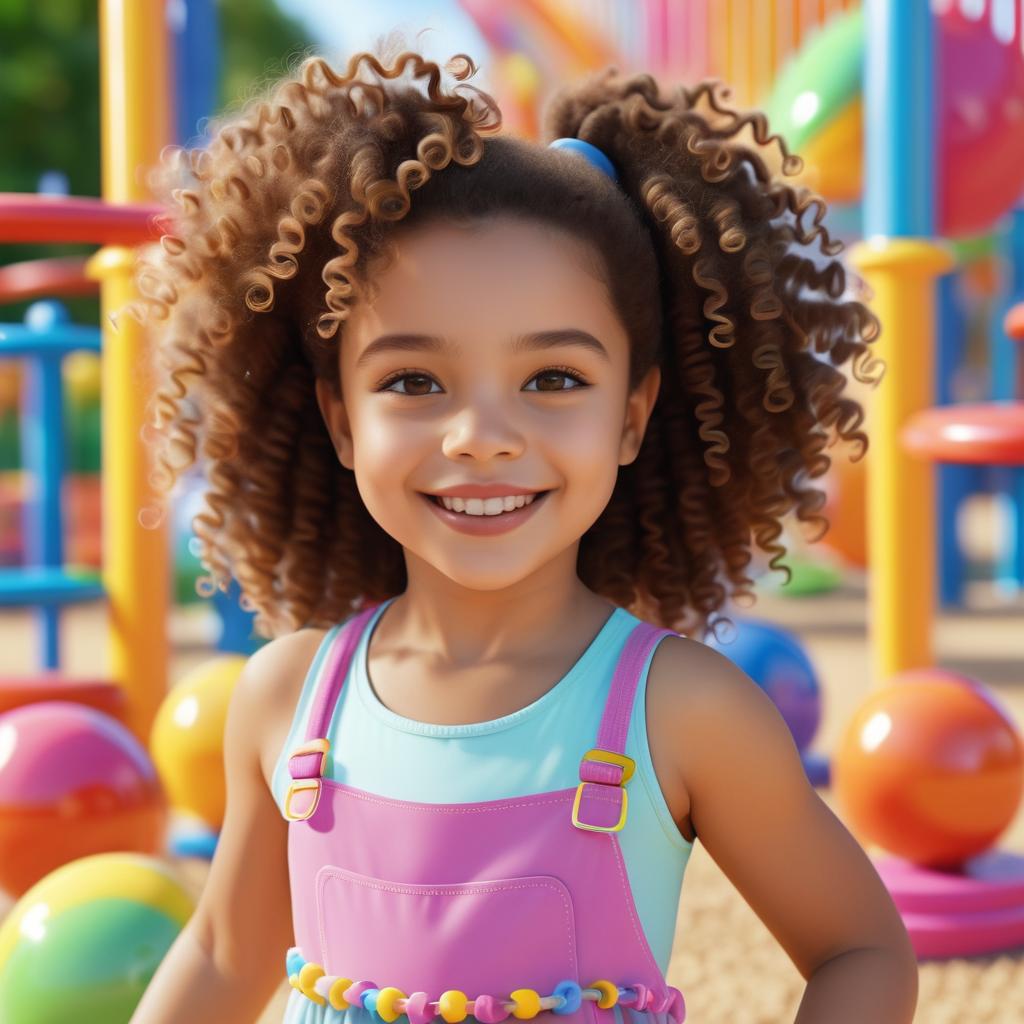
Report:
316,866,580,1004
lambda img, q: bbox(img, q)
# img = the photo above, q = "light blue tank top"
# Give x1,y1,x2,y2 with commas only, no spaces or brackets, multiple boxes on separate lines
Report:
272,597,694,1022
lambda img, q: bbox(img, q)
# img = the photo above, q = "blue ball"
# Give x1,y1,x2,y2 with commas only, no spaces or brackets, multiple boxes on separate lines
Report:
705,617,821,751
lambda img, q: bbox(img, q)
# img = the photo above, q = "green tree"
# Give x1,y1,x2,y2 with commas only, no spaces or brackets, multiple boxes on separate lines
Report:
0,0,313,320
0,0,312,469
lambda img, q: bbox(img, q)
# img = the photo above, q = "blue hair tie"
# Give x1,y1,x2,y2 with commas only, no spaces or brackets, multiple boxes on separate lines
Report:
548,137,619,184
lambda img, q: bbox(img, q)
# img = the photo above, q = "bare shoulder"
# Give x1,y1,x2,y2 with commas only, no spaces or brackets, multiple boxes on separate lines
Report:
646,631,797,783
229,627,331,790
644,632,793,843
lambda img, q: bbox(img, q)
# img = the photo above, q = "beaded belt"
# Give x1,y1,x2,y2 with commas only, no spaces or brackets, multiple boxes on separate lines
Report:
286,948,686,1023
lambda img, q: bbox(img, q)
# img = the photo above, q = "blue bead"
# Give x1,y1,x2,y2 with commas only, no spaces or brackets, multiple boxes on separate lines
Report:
286,951,304,976
551,980,583,1015
362,988,382,1015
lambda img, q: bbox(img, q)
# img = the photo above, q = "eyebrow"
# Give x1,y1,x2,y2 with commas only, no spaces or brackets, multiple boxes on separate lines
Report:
354,329,611,369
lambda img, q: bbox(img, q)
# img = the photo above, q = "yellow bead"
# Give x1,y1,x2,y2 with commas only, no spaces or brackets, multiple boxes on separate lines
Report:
439,989,469,1022
328,978,354,1010
589,980,619,1010
376,986,408,1022
288,974,301,990
298,963,326,1006
510,988,542,1019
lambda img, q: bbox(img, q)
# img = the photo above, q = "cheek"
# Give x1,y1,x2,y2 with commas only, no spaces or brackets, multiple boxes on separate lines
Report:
352,409,421,470
549,413,624,491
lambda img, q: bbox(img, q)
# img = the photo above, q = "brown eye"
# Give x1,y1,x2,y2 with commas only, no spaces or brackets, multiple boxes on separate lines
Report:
527,368,588,392
377,372,441,396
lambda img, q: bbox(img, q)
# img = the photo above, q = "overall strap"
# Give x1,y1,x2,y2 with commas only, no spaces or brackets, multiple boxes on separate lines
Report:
283,603,380,821
571,620,675,833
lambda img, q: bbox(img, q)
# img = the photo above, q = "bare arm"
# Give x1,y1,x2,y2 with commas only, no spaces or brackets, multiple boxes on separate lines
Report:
131,631,317,1023
657,637,919,1024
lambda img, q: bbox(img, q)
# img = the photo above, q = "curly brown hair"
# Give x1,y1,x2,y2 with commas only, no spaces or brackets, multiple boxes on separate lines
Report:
125,47,881,640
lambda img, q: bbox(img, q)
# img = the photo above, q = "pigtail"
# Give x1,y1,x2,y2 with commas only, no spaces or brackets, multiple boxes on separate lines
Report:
544,68,881,634
120,48,501,638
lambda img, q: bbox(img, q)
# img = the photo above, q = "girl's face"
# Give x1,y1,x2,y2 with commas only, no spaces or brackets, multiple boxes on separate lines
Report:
316,216,660,594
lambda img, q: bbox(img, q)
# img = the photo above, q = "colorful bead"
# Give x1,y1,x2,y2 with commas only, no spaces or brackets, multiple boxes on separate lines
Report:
588,980,619,1009
298,963,326,1007
374,986,408,1022
328,977,354,1011
285,964,686,1023
438,989,469,1022
361,988,382,1014
621,983,649,1010
551,980,582,1015
344,980,378,1008
650,990,673,1013
473,993,510,1023
509,988,542,1019
405,990,436,1024
666,987,687,1023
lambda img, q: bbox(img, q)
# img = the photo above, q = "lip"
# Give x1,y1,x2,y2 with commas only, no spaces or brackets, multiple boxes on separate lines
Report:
425,483,550,499
420,490,551,535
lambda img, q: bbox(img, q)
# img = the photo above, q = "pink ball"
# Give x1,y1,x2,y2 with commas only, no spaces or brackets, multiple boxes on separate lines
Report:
938,8,1024,237
0,701,166,895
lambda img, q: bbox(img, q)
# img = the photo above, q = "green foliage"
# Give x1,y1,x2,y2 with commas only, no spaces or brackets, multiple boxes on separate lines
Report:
0,0,313,471
218,0,316,113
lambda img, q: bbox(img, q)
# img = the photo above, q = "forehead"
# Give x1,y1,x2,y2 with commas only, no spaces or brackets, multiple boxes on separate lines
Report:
347,217,622,342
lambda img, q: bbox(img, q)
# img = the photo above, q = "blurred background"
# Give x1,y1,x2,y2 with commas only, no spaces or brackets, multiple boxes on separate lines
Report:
1,1,1024,1022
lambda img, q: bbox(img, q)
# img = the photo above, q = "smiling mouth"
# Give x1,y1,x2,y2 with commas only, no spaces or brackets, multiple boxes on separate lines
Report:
421,490,553,516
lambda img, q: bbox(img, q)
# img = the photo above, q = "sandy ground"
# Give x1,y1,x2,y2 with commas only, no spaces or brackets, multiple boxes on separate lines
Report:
1,564,1023,1022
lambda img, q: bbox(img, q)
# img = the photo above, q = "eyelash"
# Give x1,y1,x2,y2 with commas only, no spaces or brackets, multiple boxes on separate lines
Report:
373,365,591,395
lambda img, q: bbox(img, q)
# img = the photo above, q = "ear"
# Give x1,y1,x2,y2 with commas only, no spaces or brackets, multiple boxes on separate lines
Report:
618,363,661,466
314,376,355,471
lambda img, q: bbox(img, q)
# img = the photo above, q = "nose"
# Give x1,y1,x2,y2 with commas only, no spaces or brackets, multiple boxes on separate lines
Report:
440,400,526,462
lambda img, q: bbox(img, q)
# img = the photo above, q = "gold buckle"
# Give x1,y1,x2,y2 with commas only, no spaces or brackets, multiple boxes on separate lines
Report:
580,747,635,783
284,739,331,822
571,747,635,833
572,783,628,832
285,778,323,821
290,738,330,773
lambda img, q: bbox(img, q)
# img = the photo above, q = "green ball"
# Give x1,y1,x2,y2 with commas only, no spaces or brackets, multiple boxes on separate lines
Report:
0,853,194,1024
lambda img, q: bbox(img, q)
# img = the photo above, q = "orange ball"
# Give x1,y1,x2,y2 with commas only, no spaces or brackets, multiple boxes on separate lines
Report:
834,670,1024,869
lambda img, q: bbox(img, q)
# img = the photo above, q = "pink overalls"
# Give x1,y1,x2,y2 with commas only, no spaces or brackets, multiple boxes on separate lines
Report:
283,604,687,1024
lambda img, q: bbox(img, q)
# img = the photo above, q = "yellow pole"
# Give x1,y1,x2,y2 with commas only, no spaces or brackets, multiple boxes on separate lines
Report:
849,238,953,683
92,0,172,741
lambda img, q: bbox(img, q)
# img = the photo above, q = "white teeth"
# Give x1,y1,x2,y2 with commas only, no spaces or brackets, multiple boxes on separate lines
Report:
439,493,539,516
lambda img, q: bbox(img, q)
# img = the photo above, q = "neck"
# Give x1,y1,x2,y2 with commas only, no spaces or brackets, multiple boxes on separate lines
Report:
378,551,617,670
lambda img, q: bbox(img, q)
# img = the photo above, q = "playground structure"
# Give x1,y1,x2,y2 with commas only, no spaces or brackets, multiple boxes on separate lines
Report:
0,5,1023,1020
0,3,172,741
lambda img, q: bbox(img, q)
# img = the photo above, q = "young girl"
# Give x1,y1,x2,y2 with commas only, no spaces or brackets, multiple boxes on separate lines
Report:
128,48,918,1024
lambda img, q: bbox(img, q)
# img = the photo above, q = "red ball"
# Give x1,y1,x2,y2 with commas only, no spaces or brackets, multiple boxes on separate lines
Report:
0,701,166,896
833,670,1023,869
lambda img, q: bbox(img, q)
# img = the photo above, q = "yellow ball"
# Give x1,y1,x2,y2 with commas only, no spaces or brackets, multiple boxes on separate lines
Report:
589,980,619,1009
510,988,542,1019
149,655,247,828
298,963,326,1006
328,977,353,1010
438,989,469,1022
375,986,407,1022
